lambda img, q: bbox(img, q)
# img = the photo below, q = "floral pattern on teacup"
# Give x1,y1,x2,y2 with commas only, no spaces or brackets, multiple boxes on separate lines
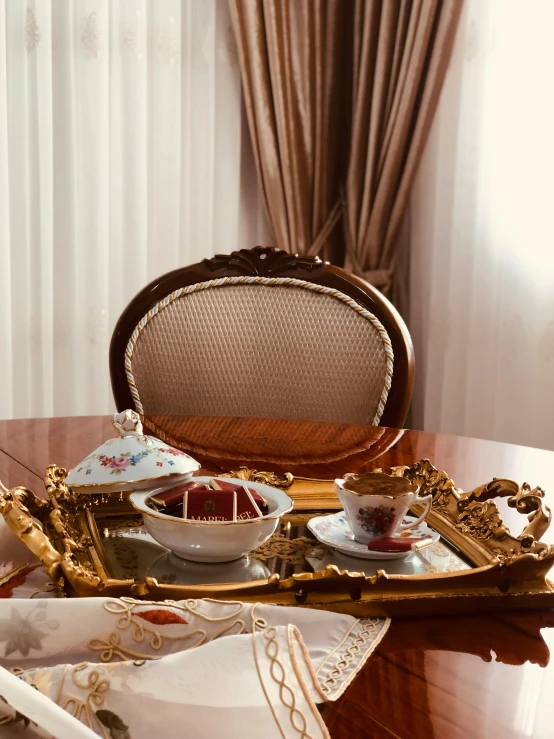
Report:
355,504,396,536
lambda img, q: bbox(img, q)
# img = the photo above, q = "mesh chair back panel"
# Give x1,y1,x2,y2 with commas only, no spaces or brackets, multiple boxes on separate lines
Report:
128,281,392,425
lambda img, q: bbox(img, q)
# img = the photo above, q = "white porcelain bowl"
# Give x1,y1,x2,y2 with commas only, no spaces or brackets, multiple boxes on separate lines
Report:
130,477,293,563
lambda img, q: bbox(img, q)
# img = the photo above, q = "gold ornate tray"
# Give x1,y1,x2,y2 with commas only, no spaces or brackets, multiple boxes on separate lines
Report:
1,459,554,617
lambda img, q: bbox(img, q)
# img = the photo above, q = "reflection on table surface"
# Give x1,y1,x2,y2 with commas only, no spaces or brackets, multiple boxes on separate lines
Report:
324,608,554,739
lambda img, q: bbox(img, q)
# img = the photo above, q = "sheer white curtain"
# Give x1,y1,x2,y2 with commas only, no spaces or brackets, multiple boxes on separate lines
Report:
409,0,554,451
0,0,270,420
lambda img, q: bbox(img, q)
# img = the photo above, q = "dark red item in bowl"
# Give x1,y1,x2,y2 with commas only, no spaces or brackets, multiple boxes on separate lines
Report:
150,481,208,509
148,478,268,521
210,479,269,513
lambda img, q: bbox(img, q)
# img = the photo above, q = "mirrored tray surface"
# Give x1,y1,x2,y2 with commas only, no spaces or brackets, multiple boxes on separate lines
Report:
98,511,470,586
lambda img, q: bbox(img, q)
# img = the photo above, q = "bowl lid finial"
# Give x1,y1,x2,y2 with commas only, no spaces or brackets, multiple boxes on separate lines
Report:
112,410,143,438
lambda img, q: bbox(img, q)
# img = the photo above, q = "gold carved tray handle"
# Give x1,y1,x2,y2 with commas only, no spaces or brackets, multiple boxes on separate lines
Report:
0,480,62,579
0,466,101,592
391,459,553,565
463,478,552,545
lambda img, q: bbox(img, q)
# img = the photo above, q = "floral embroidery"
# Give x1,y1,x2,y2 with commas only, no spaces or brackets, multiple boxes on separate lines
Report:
82,10,104,57
0,603,59,657
96,709,131,739
135,609,188,626
156,462,162,467
25,8,41,53
158,16,180,65
37,663,131,739
356,505,396,536
88,598,246,663
0,564,41,599
124,9,145,61
0,698,34,731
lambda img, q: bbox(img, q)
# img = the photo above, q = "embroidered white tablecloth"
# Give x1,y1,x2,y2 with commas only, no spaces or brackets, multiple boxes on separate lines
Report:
0,519,389,738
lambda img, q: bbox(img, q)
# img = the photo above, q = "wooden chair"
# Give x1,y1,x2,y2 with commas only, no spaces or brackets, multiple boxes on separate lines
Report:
110,246,414,429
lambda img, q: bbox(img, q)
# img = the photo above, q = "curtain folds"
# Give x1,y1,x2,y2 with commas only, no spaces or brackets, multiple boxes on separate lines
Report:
0,0,271,420
229,0,463,296
228,0,345,262
345,0,463,296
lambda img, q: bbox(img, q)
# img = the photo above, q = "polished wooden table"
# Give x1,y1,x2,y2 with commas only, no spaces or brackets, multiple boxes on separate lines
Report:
1,415,554,738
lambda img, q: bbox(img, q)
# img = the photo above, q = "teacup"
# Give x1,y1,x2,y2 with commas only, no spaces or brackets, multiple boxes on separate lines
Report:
335,472,433,545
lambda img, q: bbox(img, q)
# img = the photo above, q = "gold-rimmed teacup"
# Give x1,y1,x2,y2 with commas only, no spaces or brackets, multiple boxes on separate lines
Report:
335,472,432,544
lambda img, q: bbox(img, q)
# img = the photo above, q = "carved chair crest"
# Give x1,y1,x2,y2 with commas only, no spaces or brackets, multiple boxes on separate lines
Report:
203,246,325,276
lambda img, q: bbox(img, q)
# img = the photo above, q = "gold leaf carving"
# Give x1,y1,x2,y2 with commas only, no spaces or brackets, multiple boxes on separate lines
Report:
219,467,293,490
456,501,505,540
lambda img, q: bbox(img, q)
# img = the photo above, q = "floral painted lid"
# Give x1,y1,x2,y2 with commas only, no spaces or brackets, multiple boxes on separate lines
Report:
65,410,200,494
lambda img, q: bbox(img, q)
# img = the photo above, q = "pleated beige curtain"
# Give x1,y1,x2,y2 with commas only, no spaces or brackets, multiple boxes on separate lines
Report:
229,0,463,298
228,0,346,262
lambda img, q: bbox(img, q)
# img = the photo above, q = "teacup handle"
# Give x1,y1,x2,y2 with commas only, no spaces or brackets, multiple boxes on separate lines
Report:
397,494,433,530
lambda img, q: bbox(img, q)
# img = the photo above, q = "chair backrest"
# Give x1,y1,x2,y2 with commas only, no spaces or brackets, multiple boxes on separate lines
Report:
110,247,414,428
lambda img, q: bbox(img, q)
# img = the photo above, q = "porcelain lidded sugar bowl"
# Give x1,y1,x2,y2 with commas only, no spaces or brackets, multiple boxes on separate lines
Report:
65,410,200,495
